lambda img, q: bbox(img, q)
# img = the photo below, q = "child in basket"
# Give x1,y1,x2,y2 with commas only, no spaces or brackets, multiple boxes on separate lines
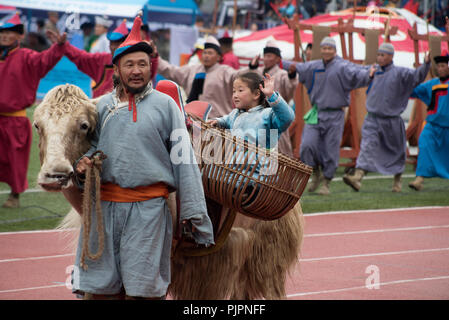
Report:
208,71,295,202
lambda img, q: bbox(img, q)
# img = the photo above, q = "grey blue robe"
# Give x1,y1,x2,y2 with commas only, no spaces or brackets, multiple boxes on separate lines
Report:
355,62,430,175
72,83,214,298
283,56,372,179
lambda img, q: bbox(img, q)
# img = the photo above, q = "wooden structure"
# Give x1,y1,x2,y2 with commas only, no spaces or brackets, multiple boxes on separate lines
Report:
284,8,399,168
406,17,449,166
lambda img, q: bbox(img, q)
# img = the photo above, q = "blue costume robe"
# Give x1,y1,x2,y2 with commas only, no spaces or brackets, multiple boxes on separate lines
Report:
411,76,449,179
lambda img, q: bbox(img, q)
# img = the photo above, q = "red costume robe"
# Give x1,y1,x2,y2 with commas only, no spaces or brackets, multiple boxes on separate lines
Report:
0,43,67,193
64,43,159,98
221,51,240,70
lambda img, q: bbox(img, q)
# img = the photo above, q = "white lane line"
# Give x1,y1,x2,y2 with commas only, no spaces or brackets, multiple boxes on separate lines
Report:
0,174,416,195
300,247,449,262
0,228,78,236
287,275,449,298
304,206,449,217
0,283,68,294
0,253,75,263
305,225,449,237
0,188,43,195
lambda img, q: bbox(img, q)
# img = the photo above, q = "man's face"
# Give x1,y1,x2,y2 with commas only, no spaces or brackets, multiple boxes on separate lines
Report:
202,48,221,68
109,40,123,56
436,62,449,78
115,51,151,94
263,52,280,70
305,47,312,61
94,24,107,36
320,45,336,63
0,30,22,47
377,52,393,67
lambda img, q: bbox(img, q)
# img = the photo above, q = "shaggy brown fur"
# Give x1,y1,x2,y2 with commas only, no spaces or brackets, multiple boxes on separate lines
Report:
169,202,303,299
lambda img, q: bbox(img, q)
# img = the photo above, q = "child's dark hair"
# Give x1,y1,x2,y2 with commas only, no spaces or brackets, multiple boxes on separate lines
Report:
236,71,269,107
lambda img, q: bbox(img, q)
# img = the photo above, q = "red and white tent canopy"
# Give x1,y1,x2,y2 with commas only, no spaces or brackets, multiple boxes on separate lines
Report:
233,8,448,69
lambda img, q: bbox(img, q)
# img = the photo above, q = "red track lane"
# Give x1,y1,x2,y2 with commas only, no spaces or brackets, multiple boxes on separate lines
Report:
0,206,448,300
286,206,449,299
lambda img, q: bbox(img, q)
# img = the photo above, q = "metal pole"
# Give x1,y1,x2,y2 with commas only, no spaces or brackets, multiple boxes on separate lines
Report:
232,0,237,33
424,0,428,22
431,0,436,26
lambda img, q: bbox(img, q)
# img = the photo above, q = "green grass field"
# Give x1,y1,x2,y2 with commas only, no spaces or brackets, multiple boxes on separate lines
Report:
1,106,448,232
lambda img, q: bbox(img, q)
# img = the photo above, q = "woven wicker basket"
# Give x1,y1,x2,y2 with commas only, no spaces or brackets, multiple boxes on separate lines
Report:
189,116,312,221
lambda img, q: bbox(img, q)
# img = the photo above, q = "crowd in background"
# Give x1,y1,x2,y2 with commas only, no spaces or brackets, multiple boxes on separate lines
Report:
15,0,449,55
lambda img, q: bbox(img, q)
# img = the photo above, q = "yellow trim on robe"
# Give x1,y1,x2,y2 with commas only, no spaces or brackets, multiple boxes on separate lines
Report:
0,109,27,117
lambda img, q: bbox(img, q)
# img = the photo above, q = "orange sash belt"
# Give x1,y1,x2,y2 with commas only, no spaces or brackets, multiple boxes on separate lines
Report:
101,182,169,202
0,109,27,117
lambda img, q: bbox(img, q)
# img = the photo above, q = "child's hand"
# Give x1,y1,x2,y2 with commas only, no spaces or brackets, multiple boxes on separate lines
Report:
207,119,219,127
260,73,275,98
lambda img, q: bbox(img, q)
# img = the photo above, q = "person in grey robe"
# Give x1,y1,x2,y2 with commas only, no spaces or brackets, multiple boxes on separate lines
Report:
72,16,214,300
343,43,430,192
282,37,374,195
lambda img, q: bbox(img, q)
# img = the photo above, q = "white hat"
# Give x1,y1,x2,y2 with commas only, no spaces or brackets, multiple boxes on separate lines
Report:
264,40,281,57
95,15,113,28
204,35,222,55
378,42,395,55
320,36,336,48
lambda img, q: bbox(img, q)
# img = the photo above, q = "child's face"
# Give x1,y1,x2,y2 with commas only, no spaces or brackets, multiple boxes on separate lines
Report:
0,30,22,47
232,78,260,110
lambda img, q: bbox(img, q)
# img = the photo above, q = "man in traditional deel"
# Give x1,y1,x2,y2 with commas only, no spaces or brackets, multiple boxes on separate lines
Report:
73,15,214,300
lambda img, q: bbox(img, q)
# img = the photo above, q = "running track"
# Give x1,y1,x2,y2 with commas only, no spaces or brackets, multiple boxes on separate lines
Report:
1,206,448,300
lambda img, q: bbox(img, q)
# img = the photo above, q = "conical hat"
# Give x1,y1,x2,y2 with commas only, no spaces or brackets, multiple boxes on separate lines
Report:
0,13,24,34
107,19,129,41
112,15,153,65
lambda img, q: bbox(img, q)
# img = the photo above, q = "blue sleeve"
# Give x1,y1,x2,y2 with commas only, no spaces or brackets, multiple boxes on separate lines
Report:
411,81,432,106
340,62,372,90
402,62,431,89
267,91,295,133
281,59,313,84
216,109,237,129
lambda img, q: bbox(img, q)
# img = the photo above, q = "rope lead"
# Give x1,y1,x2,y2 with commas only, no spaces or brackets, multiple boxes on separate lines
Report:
80,151,107,271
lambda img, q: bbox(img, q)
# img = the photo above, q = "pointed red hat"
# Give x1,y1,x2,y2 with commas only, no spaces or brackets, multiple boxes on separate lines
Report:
112,15,152,65
0,12,24,34
107,19,129,41
218,30,233,46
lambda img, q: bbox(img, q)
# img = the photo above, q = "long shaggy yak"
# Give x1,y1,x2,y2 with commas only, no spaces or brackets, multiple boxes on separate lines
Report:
33,84,304,299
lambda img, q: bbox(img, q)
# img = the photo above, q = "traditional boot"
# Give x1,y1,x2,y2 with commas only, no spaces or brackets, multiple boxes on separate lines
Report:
343,168,365,192
409,176,424,191
2,192,20,208
308,167,322,192
317,178,331,195
392,173,402,192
